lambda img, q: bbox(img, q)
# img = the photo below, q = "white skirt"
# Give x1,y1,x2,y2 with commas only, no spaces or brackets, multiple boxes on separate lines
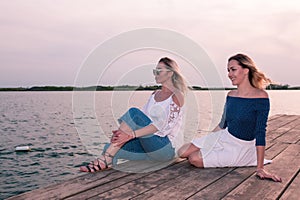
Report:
191,129,272,168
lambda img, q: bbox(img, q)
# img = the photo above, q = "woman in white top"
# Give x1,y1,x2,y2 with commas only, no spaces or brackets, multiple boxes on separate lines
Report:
80,57,188,172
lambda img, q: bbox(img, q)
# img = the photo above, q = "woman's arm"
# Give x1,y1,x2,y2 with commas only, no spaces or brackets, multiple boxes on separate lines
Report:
113,91,184,146
255,146,282,182
111,124,158,146
134,124,158,137
256,146,265,170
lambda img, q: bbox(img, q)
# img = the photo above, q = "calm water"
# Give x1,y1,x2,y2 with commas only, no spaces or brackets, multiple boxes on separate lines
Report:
0,90,299,199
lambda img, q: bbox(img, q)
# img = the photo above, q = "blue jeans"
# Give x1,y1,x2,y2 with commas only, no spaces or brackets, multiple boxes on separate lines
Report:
104,107,175,163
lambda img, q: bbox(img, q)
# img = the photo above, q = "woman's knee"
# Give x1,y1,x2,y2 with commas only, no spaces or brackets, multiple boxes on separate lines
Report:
128,107,139,113
177,146,188,158
177,143,198,158
188,152,204,168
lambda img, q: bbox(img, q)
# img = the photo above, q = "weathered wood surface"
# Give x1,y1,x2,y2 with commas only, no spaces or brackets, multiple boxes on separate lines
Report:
8,114,300,200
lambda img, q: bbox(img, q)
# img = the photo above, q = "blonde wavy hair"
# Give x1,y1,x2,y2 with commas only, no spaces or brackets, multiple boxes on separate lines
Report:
158,57,188,94
228,54,271,89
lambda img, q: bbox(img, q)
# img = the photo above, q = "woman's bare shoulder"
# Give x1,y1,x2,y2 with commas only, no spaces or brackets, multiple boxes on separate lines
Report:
227,90,237,97
255,89,269,98
172,91,185,107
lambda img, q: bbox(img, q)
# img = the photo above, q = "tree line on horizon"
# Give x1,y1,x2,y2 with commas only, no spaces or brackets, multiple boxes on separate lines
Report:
0,84,299,91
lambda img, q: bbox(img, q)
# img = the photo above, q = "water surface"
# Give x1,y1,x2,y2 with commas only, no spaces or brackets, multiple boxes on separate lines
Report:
0,90,299,199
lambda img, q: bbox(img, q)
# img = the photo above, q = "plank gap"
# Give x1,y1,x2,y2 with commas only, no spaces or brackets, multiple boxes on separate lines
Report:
277,168,300,199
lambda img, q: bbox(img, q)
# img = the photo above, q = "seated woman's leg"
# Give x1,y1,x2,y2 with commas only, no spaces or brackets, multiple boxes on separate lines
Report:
177,143,200,158
139,135,175,161
79,142,121,172
103,140,151,164
113,107,155,161
80,108,152,172
118,107,152,132
118,108,175,162
110,135,175,162
188,150,204,168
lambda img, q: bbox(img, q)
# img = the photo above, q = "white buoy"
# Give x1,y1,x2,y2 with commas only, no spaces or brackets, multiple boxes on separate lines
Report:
15,146,31,151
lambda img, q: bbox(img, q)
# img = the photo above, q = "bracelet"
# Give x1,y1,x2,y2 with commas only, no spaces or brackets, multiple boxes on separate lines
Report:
133,130,136,138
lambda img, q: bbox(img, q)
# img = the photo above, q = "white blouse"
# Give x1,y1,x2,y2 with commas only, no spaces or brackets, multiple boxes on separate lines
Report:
142,92,185,153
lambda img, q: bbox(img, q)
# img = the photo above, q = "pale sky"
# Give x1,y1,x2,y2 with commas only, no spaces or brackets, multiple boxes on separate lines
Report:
0,0,300,87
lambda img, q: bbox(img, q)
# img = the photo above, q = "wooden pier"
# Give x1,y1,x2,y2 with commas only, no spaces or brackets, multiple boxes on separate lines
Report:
9,114,300,200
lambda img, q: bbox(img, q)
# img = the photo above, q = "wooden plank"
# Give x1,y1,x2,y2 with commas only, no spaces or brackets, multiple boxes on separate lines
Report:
8,170,131,200
267,115,299,132
188,167,255,200
266,116,300,144
276,125,300,144
223,144,300,200
66,160,189,199
66,172,150,200
113,158,179,173
267,114,284,121
131,168,233,200
265,142,289,159
266,114,288,131
280,170,300,200
88,161,200,200
265,115,295,144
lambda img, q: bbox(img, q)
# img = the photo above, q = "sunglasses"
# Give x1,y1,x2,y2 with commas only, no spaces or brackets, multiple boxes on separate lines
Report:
153,69,171,76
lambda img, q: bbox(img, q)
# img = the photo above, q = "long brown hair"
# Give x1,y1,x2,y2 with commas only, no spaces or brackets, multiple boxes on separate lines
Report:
228,53,271,89
158,57,188,94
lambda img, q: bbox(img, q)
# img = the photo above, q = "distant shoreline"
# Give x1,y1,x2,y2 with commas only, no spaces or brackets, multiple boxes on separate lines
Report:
0,84,299,91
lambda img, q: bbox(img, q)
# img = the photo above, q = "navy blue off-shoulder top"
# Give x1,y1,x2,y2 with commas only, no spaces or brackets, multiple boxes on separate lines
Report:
219,96,270,146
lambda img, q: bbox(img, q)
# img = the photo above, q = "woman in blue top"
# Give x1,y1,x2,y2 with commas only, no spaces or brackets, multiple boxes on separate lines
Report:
178,53,281,182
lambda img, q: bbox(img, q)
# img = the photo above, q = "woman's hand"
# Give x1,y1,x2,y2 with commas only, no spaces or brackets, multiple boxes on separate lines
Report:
111,129,133,147
110,130,120,143
256,168,282,182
